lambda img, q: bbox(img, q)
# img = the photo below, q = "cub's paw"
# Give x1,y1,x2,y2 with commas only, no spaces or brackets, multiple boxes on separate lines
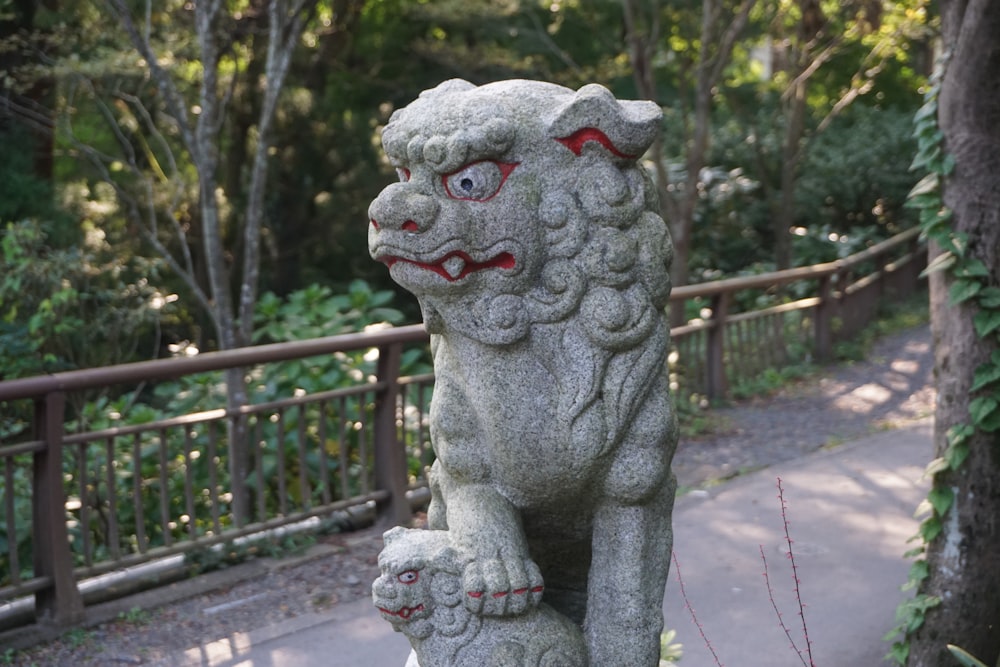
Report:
462,553,544,616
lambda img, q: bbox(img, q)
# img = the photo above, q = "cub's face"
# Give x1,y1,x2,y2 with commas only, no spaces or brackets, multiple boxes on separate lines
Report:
372,554,432,628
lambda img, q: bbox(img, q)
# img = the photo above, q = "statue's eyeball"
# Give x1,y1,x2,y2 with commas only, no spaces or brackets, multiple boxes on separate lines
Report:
443,161,517,202
398,570,419,584
396,167,411,182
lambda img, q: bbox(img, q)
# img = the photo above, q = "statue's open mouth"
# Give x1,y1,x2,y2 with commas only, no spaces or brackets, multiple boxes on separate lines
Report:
381,250,515,282
378,604,425,620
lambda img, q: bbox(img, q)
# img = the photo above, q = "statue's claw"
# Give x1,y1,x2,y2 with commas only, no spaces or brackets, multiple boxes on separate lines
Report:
463,554,544,616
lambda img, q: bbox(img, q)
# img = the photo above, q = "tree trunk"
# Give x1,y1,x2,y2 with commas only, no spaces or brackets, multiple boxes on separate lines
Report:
775,76,806,270
621,0,756,295
106,0,317,528
907,1,1000,664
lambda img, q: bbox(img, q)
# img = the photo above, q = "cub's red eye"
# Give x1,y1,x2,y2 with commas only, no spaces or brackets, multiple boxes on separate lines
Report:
443,161,517,202
396,168,411,182
398,570,419,584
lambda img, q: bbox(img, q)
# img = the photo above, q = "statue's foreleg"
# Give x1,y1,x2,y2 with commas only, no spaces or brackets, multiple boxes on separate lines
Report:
584,478,675,667
434,470,545,617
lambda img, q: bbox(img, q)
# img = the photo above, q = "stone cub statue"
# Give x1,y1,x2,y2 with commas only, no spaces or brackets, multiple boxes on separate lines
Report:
373,527,587,667
369,78,678,665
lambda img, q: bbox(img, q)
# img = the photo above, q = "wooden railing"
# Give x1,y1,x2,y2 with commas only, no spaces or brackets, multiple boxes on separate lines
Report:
668,226,924,397
0,227,925,630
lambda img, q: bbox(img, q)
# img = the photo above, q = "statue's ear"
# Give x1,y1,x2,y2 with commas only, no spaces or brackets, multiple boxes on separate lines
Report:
548,84,662,160
419,78,476,99
382,526,408,545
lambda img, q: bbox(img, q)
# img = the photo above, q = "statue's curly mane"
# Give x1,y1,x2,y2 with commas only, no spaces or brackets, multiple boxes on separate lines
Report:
530,151,672,346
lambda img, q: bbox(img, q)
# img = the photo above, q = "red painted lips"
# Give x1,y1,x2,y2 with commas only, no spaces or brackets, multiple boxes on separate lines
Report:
378,604,425,620
381,250,515,282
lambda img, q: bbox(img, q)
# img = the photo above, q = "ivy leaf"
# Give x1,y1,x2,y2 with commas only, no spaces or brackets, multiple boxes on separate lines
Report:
886,642,908,665
946,441,971,470
973,310,1000,338
949,279,982,305
913,101,937,122
955,259,990,278
980,412,1000,432
919,206,952,231
969,396,1000,427
940,154,956,176
978,287,1000,309
905,193,940,210
919,251,955,278
971,363,1000,392
937,233,968,258
924,456,950,477
908,559,931,583
915,128,944,150
907,173,940,199
928,486,955,516
947,423,976,445
920,515,943,542
947,645,991,667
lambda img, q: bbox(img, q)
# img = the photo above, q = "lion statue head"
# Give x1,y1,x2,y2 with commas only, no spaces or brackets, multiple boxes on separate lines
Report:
368,79,672,351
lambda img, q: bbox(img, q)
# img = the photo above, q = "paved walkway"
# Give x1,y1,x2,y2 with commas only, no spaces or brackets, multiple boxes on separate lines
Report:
157,418,932,666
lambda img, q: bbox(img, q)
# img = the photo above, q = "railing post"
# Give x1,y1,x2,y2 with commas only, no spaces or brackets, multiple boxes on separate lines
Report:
373,341,412,526
32,391,84,626
706,292,730,399
815,274,834,362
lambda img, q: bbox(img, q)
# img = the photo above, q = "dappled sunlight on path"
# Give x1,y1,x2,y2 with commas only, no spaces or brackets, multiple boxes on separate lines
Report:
673,325,934,489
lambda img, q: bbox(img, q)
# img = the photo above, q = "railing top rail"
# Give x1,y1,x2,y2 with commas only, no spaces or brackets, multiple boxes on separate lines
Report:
670,226,921,300
0,323,429,402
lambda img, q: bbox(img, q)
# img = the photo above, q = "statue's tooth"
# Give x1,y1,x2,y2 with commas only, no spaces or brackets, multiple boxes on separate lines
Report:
442,256,466,279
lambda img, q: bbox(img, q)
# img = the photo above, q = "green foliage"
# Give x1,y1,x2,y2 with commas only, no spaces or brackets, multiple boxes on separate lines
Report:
253,280,405,344
0,131,67,230
889,46,1000,663
0,219,164,378
691,102,920,280
796,106,920,235
1,281,423,586
947,645,995,667
884,593,942,663
729,365,813,401
117,606,151,625
659,628,684,663
0,218,165,443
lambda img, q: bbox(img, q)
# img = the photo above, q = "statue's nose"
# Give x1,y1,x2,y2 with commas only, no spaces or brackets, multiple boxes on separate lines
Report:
369,183,439,233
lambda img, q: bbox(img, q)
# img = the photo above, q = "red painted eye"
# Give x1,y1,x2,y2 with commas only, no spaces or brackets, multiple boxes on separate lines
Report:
398,570,419,584
443,161,517,202
396,167,411,182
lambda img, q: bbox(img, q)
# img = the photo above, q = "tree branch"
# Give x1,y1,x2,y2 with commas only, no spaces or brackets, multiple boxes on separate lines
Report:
104,0,197,159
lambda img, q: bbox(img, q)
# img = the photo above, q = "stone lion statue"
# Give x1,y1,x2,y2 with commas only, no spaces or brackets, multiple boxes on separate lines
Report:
373,527,587,667
369,78,677,666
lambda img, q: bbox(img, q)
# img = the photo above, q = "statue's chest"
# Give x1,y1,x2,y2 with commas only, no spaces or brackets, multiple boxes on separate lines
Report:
429,341,602,498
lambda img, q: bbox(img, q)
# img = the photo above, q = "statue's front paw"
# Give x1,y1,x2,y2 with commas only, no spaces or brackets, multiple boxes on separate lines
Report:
463,553,544,616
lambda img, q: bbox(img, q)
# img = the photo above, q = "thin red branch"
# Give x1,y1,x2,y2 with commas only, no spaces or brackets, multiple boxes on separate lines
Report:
760,545,810,667
777,476,816,666
673,552,725,667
